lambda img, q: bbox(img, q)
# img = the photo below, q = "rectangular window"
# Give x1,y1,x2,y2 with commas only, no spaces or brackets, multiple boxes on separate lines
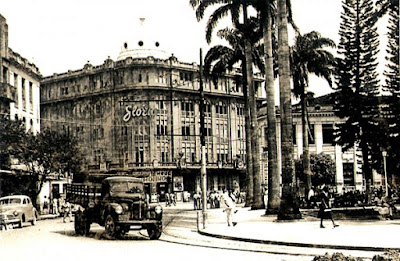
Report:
343,163,354,186
181,126,190,136
293,125,297,145
322,124,335,145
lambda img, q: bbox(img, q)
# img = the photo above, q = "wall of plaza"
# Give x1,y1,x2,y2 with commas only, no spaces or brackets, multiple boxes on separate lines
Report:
40,55,264,200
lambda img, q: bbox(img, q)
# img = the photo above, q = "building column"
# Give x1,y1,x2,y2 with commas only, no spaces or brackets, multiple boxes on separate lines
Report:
335,145,344,193
315,124,323,154
295,123,303,158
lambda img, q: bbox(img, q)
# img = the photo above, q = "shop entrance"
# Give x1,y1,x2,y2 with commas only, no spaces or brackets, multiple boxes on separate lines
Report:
157,182,168,202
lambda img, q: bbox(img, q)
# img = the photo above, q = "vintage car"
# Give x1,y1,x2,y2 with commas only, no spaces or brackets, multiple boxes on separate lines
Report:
0,195,38,228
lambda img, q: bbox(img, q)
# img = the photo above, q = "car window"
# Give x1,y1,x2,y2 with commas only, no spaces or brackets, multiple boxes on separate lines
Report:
0,199,8,205
23,198,27,204
9,198,21,204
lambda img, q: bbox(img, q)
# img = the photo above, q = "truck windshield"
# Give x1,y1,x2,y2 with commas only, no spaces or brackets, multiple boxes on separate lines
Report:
110,181,144,194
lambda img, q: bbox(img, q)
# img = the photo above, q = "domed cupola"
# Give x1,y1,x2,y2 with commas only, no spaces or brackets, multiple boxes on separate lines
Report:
117,18,170,61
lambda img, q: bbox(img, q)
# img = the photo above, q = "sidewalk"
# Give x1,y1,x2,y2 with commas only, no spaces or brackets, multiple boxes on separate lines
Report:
198,206,400,252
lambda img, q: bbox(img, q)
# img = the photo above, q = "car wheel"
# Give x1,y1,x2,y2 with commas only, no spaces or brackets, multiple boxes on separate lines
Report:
104,215,117,239
18,215,24,228
31,212,37,226
147,224,162,240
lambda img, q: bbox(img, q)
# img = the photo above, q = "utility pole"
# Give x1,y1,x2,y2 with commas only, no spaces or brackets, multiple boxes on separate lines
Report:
199,49,207,228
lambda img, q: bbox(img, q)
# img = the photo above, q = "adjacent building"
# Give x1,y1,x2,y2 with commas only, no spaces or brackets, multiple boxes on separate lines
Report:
258,94,384,194
0,15,41,134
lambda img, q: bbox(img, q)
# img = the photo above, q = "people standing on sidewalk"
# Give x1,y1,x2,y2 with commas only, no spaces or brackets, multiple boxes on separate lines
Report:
319,186,339,228
193,191,201,210
307,186,315,208
222,189,237,227
52,198,58,215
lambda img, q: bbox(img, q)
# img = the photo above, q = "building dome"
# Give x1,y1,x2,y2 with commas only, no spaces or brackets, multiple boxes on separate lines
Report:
116,18,171,61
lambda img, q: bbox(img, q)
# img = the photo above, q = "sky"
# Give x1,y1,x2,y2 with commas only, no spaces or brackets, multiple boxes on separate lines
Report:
1,0,389,99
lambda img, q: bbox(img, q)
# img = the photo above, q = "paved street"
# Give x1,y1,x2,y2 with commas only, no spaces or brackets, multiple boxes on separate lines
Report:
2,202,399,261
0,207,307,261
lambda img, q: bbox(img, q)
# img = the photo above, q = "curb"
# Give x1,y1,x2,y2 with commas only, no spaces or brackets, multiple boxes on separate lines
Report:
197,229,400,253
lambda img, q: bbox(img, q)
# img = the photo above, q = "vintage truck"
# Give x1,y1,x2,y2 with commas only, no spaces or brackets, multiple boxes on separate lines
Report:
66,176,163,239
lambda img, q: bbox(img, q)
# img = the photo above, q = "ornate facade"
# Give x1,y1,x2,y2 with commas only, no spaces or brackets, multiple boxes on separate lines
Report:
40,33,264,200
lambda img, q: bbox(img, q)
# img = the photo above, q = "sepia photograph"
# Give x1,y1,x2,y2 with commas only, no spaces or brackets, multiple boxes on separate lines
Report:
0,0,399,260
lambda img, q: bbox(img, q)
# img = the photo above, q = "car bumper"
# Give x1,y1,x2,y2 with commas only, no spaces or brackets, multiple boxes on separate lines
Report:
0,215,19,225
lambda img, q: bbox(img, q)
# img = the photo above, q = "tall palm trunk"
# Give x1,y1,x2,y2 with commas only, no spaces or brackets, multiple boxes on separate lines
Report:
263,12,280,213
243,4,263,209
301,90,312,195
243,63,254,206
276,0,301,220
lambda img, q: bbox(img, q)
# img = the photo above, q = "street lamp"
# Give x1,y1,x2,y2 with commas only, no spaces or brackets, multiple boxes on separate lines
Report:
382,151,388,198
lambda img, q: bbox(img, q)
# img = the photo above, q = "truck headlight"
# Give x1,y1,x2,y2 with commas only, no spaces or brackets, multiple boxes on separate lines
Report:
115,205,123,214
13,211,19,216
155,205,162,214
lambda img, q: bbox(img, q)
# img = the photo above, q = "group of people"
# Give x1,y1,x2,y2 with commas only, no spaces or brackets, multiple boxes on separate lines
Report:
192,189,240,227
164,192,177,207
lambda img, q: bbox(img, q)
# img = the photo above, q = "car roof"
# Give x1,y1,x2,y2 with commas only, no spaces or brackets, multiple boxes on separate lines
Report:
0,195,30,200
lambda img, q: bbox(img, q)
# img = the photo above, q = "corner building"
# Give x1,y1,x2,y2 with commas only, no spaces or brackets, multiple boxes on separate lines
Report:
0,15,41,134
40,35,263,201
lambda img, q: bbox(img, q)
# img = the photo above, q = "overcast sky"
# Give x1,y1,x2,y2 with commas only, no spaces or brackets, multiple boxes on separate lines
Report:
1,0,388,99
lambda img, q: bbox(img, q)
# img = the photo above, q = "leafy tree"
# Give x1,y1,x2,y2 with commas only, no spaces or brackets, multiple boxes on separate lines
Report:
334,0,380,192
20,129,85,203
291,31,336,195
295,153,336,187
0,116,28,169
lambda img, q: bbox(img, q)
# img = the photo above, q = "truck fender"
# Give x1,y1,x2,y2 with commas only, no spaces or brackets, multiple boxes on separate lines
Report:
102,203,121,221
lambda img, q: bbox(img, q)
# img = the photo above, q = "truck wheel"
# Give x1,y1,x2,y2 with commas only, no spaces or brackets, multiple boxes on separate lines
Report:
104,215,117,239
147,224,162,240
82,211,91,236
74,211,83,235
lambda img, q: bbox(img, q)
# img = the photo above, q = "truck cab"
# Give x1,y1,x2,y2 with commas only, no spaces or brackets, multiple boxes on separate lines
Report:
68,176,163,239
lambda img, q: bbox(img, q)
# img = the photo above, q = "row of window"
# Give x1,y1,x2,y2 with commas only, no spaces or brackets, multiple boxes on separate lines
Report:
291,124,335,145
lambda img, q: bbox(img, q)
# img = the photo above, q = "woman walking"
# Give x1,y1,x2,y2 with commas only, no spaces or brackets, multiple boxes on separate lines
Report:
319,186,339,228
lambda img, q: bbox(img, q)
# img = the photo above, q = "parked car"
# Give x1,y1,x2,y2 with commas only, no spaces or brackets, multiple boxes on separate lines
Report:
0,195,38,228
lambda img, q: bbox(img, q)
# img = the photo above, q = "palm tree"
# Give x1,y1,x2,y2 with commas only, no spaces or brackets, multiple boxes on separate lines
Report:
251,0,298,212
190,0,263,208
291,31,336,198
258,0,280,212
276,0,301,220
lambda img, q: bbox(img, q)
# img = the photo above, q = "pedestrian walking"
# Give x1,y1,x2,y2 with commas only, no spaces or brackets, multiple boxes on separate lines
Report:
319,186,339,228
170,193,176,206
222,190,237,227
165,192,170,207
62,199,73,223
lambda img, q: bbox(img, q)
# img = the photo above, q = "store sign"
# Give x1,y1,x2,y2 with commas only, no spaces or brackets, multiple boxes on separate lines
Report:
123,105,157,122
142,170,172,183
